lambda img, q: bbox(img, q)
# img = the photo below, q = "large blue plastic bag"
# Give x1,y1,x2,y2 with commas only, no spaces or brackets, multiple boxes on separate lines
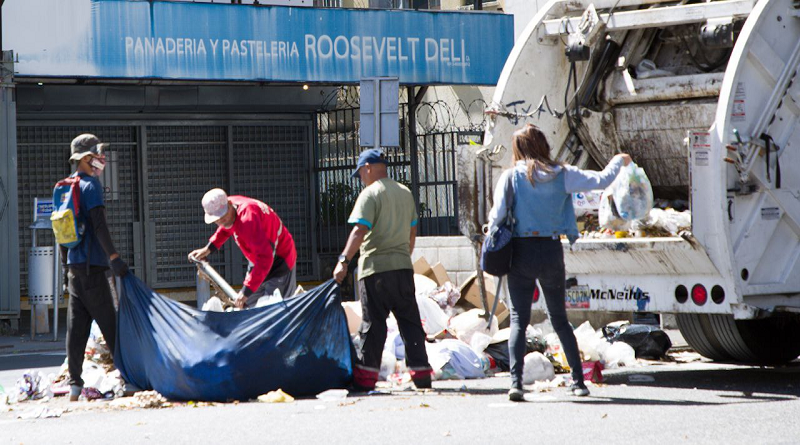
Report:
114,275,353,402
600,163,653,225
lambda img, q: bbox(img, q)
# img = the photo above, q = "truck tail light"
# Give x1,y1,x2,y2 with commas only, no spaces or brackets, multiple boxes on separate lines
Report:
691,284,708,306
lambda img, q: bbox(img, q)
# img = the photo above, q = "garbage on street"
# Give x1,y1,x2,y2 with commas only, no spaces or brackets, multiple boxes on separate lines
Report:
0,255,683,414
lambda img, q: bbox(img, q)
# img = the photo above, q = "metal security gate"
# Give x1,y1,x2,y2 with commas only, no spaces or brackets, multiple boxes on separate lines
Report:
315,106,460,255
143,121,317,288
16,118,316,293
415,132,458,236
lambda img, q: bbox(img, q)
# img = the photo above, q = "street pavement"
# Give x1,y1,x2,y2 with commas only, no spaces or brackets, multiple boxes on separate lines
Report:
1,351,798,445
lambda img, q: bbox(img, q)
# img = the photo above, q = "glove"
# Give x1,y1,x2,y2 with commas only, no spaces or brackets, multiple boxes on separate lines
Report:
111,257,129,277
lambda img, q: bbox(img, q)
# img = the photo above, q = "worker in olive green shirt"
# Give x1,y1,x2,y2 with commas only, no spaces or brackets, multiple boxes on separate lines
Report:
333,148,433,391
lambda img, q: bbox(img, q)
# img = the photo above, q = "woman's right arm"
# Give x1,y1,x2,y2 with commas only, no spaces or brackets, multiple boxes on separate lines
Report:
487,169,513,229
564,154,631,193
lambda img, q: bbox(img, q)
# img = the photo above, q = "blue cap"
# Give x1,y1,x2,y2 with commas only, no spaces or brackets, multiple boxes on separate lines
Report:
351,149,388,178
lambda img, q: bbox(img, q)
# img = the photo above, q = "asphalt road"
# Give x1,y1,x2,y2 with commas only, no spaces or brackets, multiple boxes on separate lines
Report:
1,357,799,445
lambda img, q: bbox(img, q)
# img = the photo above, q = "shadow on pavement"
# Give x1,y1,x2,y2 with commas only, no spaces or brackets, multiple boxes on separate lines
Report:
0,352,66,372
602,364,800,399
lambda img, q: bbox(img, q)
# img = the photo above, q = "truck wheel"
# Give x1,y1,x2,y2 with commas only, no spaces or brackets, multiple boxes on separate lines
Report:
677,314,800,364
676,314,732,361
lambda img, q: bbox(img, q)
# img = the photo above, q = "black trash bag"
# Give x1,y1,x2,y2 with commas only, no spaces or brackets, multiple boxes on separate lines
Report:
115,275,353,402
484,341,510,372
602,324,672,359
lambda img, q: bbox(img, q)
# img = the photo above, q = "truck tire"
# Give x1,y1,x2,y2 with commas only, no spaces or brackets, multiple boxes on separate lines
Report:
677,314,800,364
676,314,732,362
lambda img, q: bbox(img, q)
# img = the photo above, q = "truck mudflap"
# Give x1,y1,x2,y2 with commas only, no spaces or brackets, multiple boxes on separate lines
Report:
535,236,737,314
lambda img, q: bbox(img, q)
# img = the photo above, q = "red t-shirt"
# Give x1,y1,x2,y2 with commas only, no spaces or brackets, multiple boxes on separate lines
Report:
209,196,296,293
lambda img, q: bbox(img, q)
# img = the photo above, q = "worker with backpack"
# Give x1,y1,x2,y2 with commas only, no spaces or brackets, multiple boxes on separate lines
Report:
51,134,129,401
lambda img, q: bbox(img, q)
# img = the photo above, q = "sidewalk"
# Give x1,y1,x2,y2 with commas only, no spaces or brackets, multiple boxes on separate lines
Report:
0,312,66,355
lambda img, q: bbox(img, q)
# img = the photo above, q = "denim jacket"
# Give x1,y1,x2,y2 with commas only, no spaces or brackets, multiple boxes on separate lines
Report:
487,156,624,244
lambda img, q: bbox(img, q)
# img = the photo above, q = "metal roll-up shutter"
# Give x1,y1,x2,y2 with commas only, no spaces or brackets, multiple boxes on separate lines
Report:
145,125,229,288
232,123,316,280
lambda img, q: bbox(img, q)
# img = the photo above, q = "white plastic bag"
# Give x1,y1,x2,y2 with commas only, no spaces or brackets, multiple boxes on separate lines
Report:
601,341,637,368
201,297,224,312
449,309,498,346
610,163,654,221
426,340,485,380
469,332,493,355
255,289,283,307
522,352,555,384
573,321,603,362
599,190,630,230
630,208,691,236
416,294,449,335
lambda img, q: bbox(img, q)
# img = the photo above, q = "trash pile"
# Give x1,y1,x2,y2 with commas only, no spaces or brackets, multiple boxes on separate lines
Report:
1,321,125,413
573,162,690,239
343,255,674,388
50,322,125,400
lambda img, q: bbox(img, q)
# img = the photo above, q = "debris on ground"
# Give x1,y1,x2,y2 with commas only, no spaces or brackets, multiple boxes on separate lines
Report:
8,371,53,403
258,389,295,403
316,389,348,402
126,391,171,409
49,321,125,400
17,407,64,419
426,339,486,380
522,352,555,384
603,323,673,359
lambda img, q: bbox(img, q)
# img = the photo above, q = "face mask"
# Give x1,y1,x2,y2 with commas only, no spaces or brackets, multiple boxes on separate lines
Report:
90,157,106,176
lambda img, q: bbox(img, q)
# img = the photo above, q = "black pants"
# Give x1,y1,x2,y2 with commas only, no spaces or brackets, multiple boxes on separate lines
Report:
507,237,584,388
66,265,117,388
353,269,432,388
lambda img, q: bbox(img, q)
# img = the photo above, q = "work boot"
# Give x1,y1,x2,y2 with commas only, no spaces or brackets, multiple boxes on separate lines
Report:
69,385,82,402
348,382,375,394
570,382,590,397
508,387,525,402
413,375,432,390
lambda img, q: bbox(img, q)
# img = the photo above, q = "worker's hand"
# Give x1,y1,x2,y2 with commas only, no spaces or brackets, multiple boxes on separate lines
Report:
617,153,632,166
333,262,348,284
110,257,129,277
234,290,248,309
188,246,211,263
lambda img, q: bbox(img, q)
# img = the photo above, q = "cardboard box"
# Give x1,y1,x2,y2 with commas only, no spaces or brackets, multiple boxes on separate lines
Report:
458,272,509,324
341,301,363,335
413,256,432,276
429,263,452,286
412,257,453,286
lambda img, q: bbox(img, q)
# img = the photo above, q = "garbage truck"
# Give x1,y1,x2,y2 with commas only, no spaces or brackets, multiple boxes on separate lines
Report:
483,0,800,363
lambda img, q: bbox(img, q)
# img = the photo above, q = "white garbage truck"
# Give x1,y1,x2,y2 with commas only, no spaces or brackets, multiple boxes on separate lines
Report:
484,0,800,363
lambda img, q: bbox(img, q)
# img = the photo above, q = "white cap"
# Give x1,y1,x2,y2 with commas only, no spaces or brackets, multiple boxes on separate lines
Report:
202,188,229,224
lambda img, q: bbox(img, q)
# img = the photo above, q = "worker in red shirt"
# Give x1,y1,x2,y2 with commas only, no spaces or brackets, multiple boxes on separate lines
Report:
188,189,297,309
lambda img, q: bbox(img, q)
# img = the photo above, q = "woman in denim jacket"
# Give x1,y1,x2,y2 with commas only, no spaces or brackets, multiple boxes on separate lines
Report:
488,124,631,401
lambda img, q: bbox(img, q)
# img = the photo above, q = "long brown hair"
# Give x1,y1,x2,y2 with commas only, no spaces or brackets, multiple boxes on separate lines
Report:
511,124,561,186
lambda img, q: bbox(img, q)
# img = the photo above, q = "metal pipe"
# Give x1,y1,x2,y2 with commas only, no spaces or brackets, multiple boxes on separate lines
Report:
407,86,421,210
52,243,59,342
191,259,238,302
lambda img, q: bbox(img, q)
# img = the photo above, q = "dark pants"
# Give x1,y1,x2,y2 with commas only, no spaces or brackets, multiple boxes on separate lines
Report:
353,269,432,389
507,237,583,388
66,265,117,388
245,267,297,309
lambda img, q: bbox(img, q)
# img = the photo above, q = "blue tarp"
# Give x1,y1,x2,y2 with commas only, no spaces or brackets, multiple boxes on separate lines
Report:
114,275,353,401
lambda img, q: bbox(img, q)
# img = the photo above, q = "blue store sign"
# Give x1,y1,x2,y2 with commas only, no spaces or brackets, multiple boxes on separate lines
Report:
3,0,514,85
